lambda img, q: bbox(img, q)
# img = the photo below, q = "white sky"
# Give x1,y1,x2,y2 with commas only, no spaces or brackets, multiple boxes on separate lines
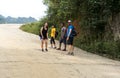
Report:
0,0,47,20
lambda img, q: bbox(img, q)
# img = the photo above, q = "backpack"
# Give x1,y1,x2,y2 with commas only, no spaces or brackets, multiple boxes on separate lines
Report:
55,31,58,38
72,28,77,36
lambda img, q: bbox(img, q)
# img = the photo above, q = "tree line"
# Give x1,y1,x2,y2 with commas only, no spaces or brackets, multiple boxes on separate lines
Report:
0,15,37,24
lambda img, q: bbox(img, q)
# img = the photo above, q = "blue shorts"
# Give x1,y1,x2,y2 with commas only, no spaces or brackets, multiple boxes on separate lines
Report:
67,37,74,45
59,37,66,44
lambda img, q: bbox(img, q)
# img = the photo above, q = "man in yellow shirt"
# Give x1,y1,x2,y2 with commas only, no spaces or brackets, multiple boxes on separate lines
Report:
50,25,56,48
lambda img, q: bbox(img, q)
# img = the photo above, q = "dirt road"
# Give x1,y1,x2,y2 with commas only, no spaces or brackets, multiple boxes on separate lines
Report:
0,24,120,78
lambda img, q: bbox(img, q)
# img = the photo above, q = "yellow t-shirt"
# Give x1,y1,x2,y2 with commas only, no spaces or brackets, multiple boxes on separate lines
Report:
51,27,56,38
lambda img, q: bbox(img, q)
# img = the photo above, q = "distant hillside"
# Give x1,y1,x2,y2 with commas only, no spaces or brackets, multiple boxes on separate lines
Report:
0,15,37,24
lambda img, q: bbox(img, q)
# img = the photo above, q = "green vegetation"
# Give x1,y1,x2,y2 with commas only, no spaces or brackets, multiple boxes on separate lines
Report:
20,0,120,60
20,22,41,35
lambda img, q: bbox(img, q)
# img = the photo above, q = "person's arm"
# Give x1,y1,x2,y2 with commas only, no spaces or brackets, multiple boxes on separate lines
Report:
68,29,72,37
47,31,48,39
54,28,56,38
67,29,72,40
63,28,66,38
67,25,73,40
40,27,43,38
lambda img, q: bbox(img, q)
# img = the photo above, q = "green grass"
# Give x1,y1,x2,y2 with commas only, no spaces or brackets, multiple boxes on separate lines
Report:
20,22,41,35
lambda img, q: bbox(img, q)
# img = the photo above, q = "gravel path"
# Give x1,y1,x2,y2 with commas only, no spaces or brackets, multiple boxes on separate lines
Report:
0,24,120,78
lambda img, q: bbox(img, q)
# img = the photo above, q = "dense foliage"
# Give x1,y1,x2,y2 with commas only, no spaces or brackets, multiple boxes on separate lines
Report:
21,0,120,60
0,15,37,24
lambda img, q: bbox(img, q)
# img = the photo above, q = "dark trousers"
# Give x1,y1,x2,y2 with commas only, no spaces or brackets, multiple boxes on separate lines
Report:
50,37,55,44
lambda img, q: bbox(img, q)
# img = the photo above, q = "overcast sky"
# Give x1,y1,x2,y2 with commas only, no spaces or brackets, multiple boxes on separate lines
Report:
0,0,47,20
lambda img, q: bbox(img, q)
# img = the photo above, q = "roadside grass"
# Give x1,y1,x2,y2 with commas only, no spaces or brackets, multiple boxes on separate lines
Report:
20,22,40,35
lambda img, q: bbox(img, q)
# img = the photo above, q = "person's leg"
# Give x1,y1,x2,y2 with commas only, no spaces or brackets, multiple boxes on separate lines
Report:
45,39,48,51
62,44,66,51
53,38,56,48
57,38,63,50
71,43,74,52
50,37,53,48
67,44,74,55
41,39,44,51
63,37,66,51
67,38,71,54
59,42,62,49
59,39,62,49
57,42,61,50
68,45,70,52
70,37,74,55
67,37,74,55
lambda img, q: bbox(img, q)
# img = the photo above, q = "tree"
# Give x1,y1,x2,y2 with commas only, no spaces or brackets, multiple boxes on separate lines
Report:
0,15,6,23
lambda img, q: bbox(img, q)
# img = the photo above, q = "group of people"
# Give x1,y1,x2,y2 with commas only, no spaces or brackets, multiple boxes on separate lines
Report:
39,20,76,55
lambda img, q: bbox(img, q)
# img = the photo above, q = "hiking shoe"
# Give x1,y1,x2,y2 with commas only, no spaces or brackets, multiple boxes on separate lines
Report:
42,49,44,52
67,52,71,55
45,49,48,51
54,47,56,49
62,49,66,51
57,48,61,50
67,52,74,56
70,52,74,56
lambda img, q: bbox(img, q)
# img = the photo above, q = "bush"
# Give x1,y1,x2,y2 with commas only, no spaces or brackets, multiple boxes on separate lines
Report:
20,22,41,35
78,40,120,60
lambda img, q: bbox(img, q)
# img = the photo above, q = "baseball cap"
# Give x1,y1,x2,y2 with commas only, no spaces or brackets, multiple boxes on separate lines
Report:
68,20,72,23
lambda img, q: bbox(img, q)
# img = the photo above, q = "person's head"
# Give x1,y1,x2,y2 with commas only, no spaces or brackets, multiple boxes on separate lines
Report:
52,25,55,28
68,20,72,25
44,22,48,28
61,22,65,27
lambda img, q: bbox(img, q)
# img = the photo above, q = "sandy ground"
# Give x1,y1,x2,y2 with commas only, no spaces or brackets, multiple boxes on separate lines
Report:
0,24,120,78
